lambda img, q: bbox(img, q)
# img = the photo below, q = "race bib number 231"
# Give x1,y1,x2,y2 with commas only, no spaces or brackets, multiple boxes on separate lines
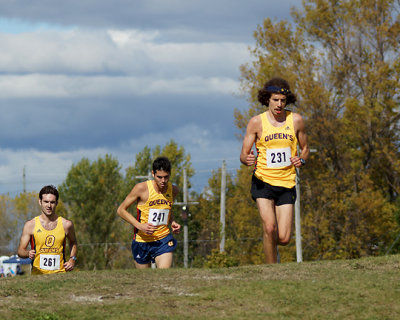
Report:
266,147,292,168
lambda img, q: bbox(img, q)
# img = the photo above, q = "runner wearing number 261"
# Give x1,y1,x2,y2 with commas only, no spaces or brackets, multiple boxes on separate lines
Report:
117,156,181,269
240,77,309,264
17,185,78,274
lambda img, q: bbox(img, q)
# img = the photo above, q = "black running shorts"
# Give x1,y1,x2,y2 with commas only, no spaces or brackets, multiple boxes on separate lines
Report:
251,175,296,205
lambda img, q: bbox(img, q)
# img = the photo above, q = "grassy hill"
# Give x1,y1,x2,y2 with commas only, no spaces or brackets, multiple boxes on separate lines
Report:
1,254,399,320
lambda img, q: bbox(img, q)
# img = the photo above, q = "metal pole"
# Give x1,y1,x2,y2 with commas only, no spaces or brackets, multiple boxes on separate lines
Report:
295,168,303,262
220,160,226,253
23,166,26,193
183,168,189,268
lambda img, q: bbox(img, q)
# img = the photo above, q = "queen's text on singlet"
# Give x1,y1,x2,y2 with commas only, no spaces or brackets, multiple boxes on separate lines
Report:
135,180,174,242
254,111,298,188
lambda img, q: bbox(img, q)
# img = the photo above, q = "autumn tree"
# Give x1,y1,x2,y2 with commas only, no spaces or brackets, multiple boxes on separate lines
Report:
124,139,194,200
188,166,237,267
236,0,400,260
59,154,124,270
0,195,13,255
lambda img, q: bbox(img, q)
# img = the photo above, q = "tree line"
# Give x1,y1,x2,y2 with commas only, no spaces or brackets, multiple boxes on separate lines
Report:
1,0,400,268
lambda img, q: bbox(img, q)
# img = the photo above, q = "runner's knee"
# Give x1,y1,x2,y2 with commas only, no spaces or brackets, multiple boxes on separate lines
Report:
278,234,291,246
262,222,277,237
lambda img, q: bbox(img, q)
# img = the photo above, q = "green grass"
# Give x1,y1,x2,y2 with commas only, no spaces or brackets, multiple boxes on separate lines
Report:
1,254,399,319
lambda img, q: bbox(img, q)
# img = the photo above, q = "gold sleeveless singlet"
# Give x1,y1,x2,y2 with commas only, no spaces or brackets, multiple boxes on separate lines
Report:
135,180,174,242
254,111,298,188
31,216,66,275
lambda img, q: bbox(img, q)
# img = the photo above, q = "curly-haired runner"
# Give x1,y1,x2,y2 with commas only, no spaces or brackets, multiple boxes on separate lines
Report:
240,77,309,263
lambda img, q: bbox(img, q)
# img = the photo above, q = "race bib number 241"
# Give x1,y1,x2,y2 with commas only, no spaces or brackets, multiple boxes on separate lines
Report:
148,208,170,226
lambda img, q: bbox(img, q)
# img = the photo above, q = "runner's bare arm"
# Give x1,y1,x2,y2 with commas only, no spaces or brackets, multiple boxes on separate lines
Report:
170,184,181,234
63,219,78,271
240,116,260,166
291,113,310,167
117,182,156,234
17,219,35,259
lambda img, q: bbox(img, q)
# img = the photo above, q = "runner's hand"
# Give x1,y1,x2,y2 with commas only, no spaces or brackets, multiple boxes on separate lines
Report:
171,221,181,234
64,259,75,271
246,150,256,166
290,156,303,168
28,250,36,260
140,223,157,235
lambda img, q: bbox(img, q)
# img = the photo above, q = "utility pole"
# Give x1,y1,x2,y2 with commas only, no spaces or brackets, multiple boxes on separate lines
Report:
23,166,26,193
295,148,316,263
295,168,302,262
182,168,189,268
174,167,198,268
134,171,152,180
220,160,226,253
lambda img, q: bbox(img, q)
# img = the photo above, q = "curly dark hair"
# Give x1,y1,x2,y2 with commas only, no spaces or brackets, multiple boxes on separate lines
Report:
258,77,296,106
39,185,59,201
152,156,171,173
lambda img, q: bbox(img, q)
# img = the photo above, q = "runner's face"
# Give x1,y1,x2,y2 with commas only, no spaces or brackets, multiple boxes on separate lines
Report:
39,194,58,216
152,170,170,191
268,93,287,116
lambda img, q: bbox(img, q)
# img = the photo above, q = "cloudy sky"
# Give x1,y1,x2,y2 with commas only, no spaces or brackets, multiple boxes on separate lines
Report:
0,0,300,195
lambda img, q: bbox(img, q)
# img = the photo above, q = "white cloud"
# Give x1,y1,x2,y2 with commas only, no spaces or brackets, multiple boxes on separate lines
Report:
107,29,160,47
0,74,241,98
0,28,250,98
0,29,250,76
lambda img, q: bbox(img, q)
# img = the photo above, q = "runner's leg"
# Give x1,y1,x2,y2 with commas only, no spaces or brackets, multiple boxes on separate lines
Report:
257,198,278,263
155,252,173,269
275,204,294,246
134,262,151,269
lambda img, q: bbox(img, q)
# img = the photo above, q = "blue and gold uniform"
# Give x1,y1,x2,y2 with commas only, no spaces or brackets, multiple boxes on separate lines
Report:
131,180,177,264
135,180,173,242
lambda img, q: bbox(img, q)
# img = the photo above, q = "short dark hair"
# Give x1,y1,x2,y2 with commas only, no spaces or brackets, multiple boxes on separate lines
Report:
39,185,59,201
152,156,171,173
258,77,296,106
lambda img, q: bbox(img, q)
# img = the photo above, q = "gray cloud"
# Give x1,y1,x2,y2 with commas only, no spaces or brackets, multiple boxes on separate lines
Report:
0,0,299,194
0,0,297,41
0,93,245,150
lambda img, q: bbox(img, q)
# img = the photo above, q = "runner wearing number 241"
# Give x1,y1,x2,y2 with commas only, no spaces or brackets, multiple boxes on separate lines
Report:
240,77,309,264
117,156,181,269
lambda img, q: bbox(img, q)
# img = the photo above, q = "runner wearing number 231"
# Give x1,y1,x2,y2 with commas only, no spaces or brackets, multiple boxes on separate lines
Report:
240,77,309,264
117,156,181,269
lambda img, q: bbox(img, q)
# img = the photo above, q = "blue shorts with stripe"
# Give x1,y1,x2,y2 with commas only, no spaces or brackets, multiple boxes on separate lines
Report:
131,233,177,265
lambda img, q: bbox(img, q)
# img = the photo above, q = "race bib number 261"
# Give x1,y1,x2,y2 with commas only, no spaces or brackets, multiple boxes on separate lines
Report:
40,254,60,271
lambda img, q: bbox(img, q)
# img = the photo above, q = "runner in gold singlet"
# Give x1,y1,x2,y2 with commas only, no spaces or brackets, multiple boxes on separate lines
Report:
135,180,174,242
117,156,181,269
240,77,309,264
17,185,78,274
30,216,67,274
254,110,298,189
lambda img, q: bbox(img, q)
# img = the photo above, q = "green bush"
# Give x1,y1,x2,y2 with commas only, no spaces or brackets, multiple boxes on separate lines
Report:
204,249,239,268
